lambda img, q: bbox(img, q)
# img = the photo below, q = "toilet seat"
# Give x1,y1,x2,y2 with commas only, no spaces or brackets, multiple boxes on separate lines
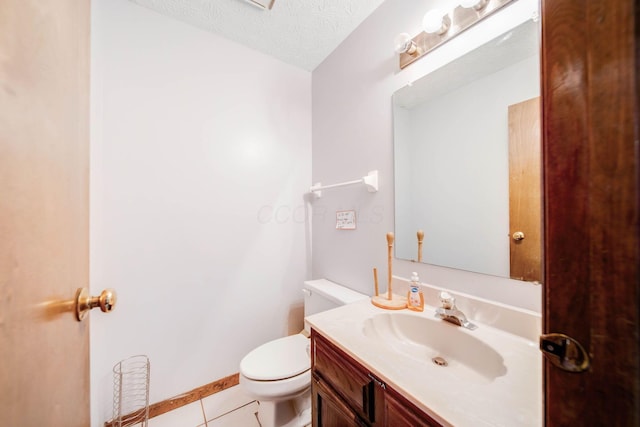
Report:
240,334,310,381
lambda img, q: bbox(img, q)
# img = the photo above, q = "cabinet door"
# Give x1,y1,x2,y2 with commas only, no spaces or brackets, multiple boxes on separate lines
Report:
312,375,367,427
312,332,382,424
385,390,441,427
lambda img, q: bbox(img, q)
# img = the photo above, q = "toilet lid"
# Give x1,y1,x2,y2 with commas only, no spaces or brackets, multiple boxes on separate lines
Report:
240,334,310,381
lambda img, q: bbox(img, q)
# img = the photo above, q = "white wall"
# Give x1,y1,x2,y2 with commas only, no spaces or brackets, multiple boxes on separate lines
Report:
90,1,311,425
311,0,542,311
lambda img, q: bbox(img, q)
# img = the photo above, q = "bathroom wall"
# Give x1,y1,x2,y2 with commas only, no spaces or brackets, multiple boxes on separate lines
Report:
90,0,311,425
311,0,542,312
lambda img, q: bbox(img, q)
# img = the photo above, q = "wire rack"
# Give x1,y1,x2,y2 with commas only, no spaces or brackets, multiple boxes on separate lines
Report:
112,355,150,427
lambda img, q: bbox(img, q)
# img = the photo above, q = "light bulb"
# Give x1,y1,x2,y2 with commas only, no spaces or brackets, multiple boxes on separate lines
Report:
423,9,450,34
393,33,417,55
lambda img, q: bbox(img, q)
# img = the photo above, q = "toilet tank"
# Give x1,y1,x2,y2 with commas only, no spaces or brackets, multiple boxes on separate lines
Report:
303,279,368,318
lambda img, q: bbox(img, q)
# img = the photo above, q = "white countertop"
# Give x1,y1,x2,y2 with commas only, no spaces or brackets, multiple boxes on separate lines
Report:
306,298,543,427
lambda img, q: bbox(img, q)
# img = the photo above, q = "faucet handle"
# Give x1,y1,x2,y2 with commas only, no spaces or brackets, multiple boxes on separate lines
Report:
439,291,455,309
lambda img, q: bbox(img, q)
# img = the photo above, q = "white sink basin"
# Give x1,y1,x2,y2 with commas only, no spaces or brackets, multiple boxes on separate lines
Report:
362,312,507,384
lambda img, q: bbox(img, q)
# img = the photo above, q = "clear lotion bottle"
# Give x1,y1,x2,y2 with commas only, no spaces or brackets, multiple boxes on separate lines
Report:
407,272,424,312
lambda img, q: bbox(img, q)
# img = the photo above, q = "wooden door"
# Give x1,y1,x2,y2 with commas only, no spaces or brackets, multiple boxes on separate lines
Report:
0,1,91,426
508,97,542,283
541,0,639,425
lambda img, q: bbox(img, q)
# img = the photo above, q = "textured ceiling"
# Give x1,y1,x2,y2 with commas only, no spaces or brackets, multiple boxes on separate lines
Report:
130,0,387,71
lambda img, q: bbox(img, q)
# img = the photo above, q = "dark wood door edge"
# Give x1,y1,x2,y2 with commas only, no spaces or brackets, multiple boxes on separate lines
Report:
541,0,640,425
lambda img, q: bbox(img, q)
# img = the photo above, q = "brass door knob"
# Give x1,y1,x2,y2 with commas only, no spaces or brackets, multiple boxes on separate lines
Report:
75,288,117,321
512,231,525,241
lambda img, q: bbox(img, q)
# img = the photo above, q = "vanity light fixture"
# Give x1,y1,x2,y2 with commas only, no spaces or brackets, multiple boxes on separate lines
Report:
395,0,516,69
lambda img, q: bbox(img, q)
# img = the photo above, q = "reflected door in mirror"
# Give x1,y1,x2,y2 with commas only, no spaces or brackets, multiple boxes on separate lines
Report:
508,97,542,282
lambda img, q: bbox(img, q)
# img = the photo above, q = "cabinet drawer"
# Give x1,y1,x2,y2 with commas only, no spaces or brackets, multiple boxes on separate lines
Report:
312,332,376,422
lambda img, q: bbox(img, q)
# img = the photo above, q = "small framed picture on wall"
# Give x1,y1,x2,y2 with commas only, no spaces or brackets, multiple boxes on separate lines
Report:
336,210,356,230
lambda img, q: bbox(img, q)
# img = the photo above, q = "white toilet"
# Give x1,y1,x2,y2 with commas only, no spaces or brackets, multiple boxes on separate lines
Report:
239,279,368,427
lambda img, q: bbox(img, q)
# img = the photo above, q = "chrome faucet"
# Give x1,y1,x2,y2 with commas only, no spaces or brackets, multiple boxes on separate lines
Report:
435,291,477,330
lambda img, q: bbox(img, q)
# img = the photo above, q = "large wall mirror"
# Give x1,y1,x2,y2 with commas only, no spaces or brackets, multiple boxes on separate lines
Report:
393,17,542,283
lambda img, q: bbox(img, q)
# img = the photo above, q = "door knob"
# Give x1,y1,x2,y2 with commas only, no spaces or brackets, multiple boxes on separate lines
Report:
512,231,525,241
75,288,117,321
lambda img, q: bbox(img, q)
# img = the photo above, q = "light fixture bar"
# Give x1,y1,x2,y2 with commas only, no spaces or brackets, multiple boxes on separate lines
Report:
399,0,515,69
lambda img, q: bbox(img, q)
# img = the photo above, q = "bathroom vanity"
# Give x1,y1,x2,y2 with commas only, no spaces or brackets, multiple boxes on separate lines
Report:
307,293,542,427
312,330,441,426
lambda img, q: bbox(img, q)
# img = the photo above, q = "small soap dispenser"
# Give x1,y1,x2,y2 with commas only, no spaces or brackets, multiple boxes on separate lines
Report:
407,272,424,312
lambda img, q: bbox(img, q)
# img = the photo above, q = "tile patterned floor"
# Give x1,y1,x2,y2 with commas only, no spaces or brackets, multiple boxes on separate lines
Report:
205,401,260,427
137,385,260,427
132,385,312,427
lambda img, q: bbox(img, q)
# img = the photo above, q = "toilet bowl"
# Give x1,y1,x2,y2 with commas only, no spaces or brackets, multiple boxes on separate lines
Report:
239,279,368,427
240,334,311,427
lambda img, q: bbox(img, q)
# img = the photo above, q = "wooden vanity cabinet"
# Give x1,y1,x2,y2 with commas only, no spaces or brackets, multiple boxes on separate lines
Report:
384,388,439,427
311,330,383,426
311,330,442,427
